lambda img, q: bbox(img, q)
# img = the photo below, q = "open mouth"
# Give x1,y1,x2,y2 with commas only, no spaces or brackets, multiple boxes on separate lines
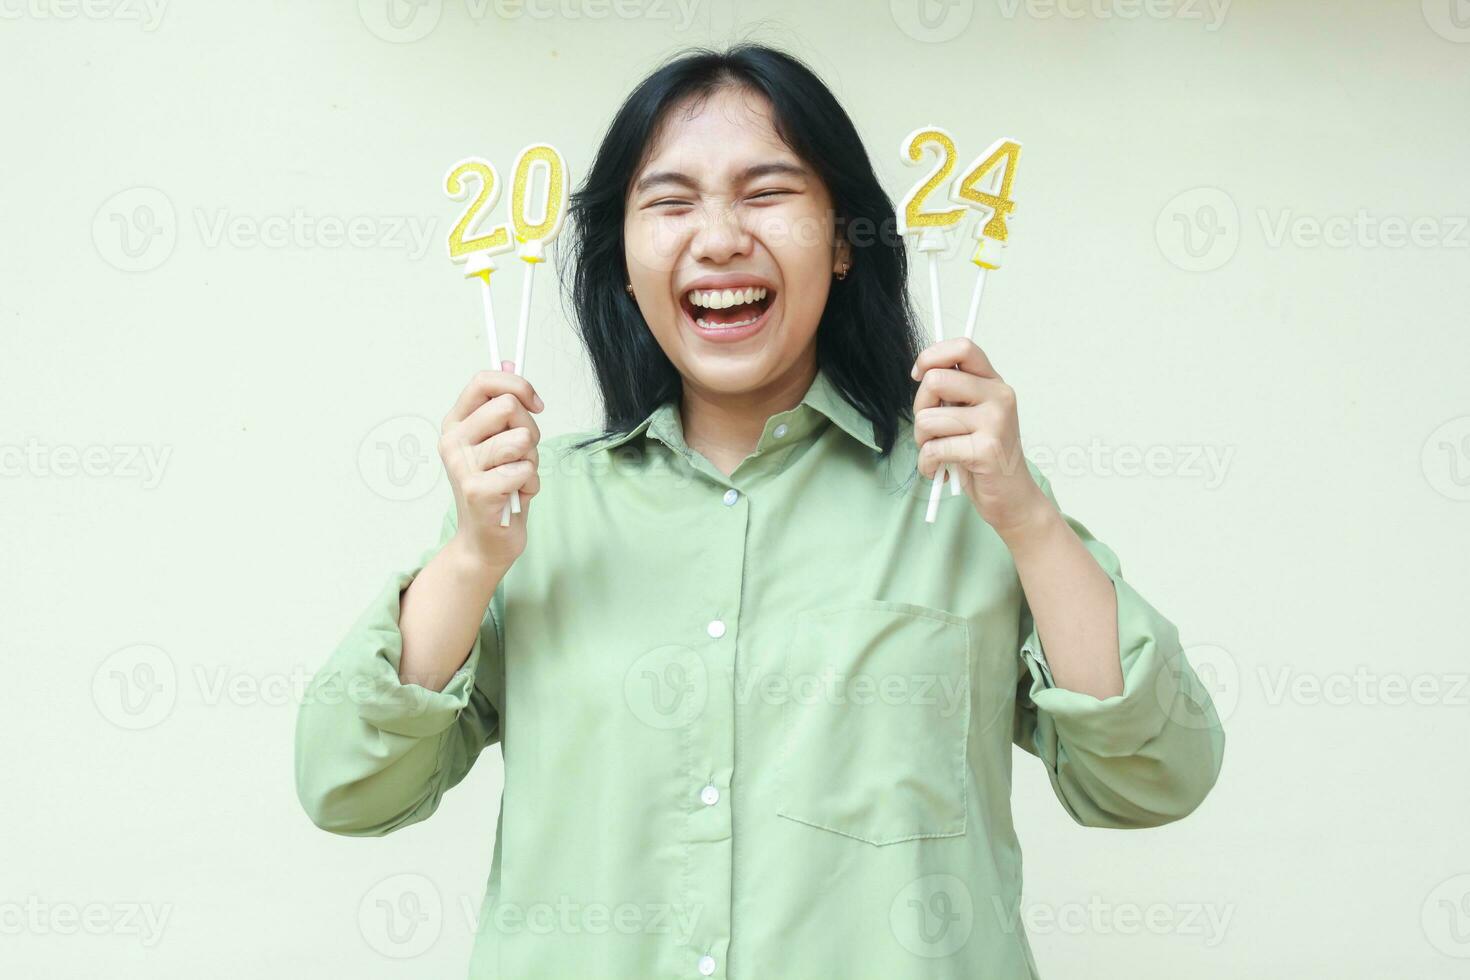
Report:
680,285,777,335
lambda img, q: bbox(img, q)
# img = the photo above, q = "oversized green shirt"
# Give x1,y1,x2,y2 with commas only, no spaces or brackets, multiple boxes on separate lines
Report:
294,364,1225,979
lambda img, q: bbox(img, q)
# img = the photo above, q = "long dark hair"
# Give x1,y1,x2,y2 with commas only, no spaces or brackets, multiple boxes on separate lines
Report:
559,43,923,457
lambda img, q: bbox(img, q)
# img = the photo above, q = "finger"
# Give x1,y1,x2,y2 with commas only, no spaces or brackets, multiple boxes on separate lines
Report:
921,430,1028,479
460,390,542,447
918,432,985,479
911,337,1002,383
918,444,973,493
912,404,978,445
914,369,1014,413
467,425,539,473
487,456,541,499
462,459,540,511
445,369,545,428
915,373,1015,413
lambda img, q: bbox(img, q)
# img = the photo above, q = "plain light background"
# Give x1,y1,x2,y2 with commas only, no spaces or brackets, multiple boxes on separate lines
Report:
2,1,1467,976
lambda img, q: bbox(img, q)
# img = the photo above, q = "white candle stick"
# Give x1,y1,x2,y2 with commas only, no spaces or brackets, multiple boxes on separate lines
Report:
444,158,517,526
477,259,517,526
924,246,958,522
949,264,989,498
479,271,503,371
444,147,568,528
921,136,1022,524
504,143,568,525
897,126,968,524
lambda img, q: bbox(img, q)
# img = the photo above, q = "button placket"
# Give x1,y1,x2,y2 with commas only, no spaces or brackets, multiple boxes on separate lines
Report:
681,460,743,979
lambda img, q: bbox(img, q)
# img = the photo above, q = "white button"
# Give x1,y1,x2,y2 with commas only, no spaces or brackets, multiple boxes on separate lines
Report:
722,488,739,506
707,619,726,638
698,955,717,976
773,423,789,439
700,784,719,806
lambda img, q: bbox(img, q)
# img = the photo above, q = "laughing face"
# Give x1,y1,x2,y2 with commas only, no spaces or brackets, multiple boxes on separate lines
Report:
623,85,849,398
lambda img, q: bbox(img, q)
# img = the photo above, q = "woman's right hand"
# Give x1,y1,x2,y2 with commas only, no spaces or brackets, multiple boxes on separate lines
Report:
439,361,545,577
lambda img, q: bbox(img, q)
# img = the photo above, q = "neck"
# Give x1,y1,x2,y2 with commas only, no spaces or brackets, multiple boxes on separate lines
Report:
679,356,817,477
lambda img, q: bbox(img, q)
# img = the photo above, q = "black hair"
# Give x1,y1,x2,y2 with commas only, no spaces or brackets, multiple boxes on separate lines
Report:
559,43,923,457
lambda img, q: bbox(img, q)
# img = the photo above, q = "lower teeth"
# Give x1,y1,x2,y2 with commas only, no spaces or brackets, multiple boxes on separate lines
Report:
697,314,759,329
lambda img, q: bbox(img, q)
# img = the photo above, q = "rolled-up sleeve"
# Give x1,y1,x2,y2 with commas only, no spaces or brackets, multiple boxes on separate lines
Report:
1012,469,1225,829
293,506,503,837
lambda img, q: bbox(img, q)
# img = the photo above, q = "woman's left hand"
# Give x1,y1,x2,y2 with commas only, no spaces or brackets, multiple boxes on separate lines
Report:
911,337,1052,540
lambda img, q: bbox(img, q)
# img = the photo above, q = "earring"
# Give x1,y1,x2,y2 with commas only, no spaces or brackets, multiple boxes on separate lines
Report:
835,264,849,281
625,282,634,293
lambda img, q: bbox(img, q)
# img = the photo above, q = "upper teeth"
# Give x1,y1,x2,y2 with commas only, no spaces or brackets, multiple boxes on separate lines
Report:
688,287,767,309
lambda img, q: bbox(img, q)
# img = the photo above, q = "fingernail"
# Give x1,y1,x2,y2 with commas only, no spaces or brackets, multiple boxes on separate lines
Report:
910,365,920,381
533,394,545,411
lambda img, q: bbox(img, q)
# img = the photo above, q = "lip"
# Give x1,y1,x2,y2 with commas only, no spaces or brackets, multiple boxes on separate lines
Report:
678,273,779,345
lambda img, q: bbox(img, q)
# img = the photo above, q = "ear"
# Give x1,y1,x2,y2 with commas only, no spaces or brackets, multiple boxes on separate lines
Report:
834,237,851,272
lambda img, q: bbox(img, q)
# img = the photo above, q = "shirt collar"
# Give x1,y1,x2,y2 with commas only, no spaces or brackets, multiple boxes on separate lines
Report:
589,365,880,456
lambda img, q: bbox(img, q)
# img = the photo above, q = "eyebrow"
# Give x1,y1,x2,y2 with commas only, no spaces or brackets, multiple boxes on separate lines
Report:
633,161,810,195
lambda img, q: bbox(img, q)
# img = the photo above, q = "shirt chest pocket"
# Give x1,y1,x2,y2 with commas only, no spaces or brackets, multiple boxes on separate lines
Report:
772,598,971,846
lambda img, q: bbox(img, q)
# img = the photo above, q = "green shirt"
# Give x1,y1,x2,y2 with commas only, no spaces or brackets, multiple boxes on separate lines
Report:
294,364,1225,979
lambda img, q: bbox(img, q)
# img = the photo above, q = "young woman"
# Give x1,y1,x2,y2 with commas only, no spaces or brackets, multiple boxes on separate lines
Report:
295,44,1225,979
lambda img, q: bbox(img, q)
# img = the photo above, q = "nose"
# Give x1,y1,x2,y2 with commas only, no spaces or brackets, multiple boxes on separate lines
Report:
689,202,753,265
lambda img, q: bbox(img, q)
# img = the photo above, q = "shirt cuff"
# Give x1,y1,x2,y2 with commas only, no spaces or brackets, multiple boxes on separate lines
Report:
318,549,498,741
1018,555,1202,760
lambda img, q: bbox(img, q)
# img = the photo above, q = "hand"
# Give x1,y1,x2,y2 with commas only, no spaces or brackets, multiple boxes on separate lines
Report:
439,361,545,576
911,337,1051,540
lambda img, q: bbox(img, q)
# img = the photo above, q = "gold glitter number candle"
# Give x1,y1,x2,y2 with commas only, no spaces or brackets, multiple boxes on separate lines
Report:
899,126,970,518
443,149,562,528
921,136,1024,523
506,144,569,388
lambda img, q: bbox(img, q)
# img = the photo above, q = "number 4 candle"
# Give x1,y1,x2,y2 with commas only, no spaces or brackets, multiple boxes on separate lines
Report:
897,127,1022,524
925,136,1021,523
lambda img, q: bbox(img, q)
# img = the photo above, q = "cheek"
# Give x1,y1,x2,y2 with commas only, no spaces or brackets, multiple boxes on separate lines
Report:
768,233,833,314
624,214,685,279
